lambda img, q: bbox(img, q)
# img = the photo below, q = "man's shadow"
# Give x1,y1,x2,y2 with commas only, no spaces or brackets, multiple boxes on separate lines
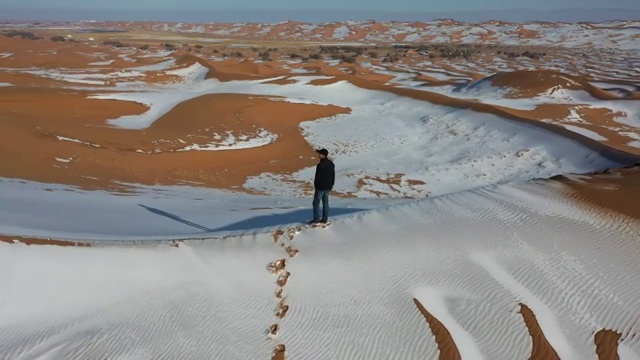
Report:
139,204,367,233
138,204,213,232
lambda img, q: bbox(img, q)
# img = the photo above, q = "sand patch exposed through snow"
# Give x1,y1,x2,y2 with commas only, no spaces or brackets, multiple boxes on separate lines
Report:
300,71,640,163
595,329,623,360
413,298,461,360
0,89,348,191
2,36,640,195
0,235,91,247
556,166,640,220
519,303,561,360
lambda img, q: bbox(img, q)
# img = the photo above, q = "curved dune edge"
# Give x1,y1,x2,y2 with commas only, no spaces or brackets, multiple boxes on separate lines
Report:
0,92,350,191
594,329,622,360
293,72,640,162
0,235,90,247
518,303,561,360
555,165,640,220
489,70,623,100
2,42,640,193
412,298,462,360
199,59,640,159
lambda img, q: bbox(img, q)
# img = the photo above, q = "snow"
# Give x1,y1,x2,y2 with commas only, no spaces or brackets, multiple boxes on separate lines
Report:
619,344,640,360
471,253,574,359
130,59,176,71
419,71,457,81
81,70,623,198
0,82,12,87
414,287,485,359
138,50,175,58
629,140,640,148
2,44,640,358
1,181,640,359
0,53,13,58
0,178,393,240
19,68,145,85
55,136,83,144
423,79,640,131
178,129,278,152
54,135,101,148
88,60,115,66
590,81,637,92
332,25,350,40
403,33,422,42
563,125,608,141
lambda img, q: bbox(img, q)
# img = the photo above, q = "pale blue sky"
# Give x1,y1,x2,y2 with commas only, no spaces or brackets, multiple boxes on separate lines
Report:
4,0,640,11
3,0,640,22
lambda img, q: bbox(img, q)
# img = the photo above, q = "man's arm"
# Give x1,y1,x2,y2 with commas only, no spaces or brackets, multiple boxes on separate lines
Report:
314,164,321,189
329,162,335,190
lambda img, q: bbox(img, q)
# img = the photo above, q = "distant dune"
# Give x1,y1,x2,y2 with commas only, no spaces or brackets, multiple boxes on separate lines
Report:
1,21,640,360
3,7,640,23
3,18,640,50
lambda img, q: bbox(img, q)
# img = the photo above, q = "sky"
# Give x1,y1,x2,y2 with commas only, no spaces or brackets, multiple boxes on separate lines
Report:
3,0,640,11
2,0,640,22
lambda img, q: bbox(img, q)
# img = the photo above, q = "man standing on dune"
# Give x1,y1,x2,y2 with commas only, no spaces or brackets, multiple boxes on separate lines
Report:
309,148,335,224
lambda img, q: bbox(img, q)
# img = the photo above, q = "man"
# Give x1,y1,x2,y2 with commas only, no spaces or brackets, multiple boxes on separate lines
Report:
310,148,335,224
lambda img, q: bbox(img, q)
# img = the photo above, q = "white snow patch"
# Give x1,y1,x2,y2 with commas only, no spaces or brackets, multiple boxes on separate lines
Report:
332,26,351,40
55,136,82,144
471,253,576,359
1,181,639,358
89,60,115,66
165,63,209,83
178,129,277,151
562,125,608,141
619,343,640,360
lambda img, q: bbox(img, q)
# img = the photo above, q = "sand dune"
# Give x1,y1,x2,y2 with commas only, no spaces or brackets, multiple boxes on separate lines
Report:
13,19,638,49
2,23,640,360
2,36,638,194
1,179,639,359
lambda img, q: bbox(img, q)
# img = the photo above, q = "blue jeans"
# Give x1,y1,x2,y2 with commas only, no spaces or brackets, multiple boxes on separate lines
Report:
312,190,330,221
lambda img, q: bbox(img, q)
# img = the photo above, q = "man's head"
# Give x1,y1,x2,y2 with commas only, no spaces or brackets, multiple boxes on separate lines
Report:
316,148,328,159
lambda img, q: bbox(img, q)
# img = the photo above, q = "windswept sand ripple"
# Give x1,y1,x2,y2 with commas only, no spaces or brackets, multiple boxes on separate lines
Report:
1,169,640,360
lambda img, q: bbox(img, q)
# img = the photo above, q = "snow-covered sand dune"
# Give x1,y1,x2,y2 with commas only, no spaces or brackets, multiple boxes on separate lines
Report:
86,65,628,198
1,180,639,359
2,32,640,360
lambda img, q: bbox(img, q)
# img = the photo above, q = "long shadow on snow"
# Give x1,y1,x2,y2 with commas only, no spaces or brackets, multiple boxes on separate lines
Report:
139,204,214,232
139,204,367,233
209,208,368,232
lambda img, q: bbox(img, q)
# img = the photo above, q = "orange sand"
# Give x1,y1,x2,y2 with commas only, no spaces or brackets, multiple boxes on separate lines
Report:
594,329,622,360
1,31,639,200
519,303,561,360
413,298,462,360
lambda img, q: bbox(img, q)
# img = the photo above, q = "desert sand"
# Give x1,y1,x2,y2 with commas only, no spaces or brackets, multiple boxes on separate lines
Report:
1,21,640,360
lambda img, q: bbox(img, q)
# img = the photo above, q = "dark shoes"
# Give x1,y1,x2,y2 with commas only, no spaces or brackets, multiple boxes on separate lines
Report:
308,219,329,224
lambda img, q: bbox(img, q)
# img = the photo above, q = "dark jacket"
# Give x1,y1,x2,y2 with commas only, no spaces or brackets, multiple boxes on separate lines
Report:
314,158,335,191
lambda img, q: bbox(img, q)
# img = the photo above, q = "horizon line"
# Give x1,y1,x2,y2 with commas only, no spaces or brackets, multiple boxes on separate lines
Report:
2,7,639,24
